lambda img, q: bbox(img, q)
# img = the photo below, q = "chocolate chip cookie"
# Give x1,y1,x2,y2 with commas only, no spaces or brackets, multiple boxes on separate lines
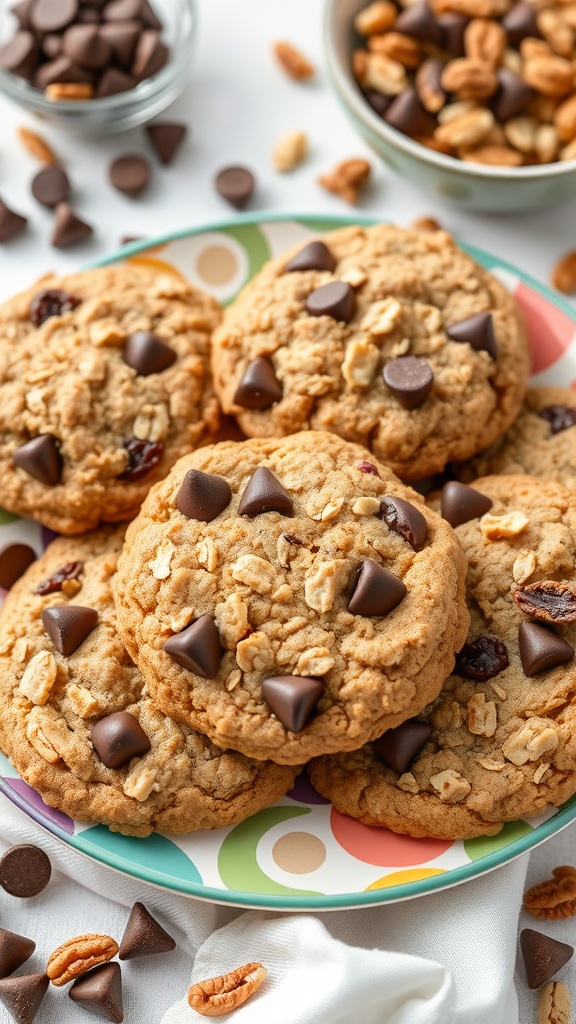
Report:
114,431,469,765
0,265,221,534
210,224,529,480
0,529,297,837
309,475,576,839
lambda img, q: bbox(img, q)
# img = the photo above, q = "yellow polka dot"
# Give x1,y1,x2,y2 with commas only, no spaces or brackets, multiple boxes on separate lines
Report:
196,245,238,286
272,832,326,874
365,867,446,890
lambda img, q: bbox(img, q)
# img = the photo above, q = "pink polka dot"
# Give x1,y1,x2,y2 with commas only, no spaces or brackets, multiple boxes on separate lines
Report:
515,283,576,376
330,808,453,866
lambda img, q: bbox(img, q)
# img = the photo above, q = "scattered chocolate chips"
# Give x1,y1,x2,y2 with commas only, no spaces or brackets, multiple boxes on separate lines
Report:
118,437,164,481
379,496,428,551
514,581,576,623
305,281,355,322
502,1,541,45
0,972,49,1024
373,719,432,774
52,202,93,248
261,675,324,733
0,544,36,590
518,621,574,676
61,23,112,68
539,404,576,435
492,68,534,122
0,845,51,898
91,711,151,769
237,467,294,518
68,962,123,1024
395,0,442,43
164,615,222,678
440,481,493,528
0,32,39,78
123,330,176,375
119,903,175,960
109,154,151,196
358,460,379,476
0,929,35,979
30,289,80,327
348,558,407,617
145,122,187,165
42,605,98,656
446,312,497,359
176,469,232,523
455,635,509,681
385,87,434,137
215,166,255,209
382,356,434,410
12,435,63,486
31,0,79,33
284,240,337,274
520,928,573,989
233,356,282,410
31,165,71,208
0,200,27,243
36,560,83,596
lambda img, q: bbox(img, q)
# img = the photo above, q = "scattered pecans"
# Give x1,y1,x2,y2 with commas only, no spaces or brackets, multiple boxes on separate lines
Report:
17,127,57,165
318,157,372,203
273,41,315,80
524,865,576,919
272,130,308,172
47,934,119,987
552,250,576,293
188,962,267,1017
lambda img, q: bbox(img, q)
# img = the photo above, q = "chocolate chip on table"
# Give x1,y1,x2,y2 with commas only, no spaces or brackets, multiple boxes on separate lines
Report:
237,467,294,518
42,605,98,657
455,635,509,681
348,558,407,617
31,0,79,33
520,928,573,989
176,469,232,523
52,202,93,248
31,165,71,208
68,962,123,1024
518,620,574,676
215,166,255,209
36,560,84,595
91,711,151,768
379,496,428,550
446,312,497,358
61,24,113,69
109,154,151,196
284,240,337,274
0,845,51,898
540,404,576,434
373,719,432,774
305,281,355,322
164,615,222,678
233,356,282,410
145,122,187,165
119,437,164,481
29,289,80,326
440,481,493,528
0,543,36,590
123,330,176,375
514,581,576,623
0,31,38,78
383,356,434,410
12,434,63,486
0,972,49,1024
0,200,27,243
261,675,324,733
0,929,36,978
119,903,176,960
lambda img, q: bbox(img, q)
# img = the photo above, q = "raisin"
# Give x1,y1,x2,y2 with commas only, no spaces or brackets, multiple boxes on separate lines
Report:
29,290,81,327
539,405,576,435
455,635,509,681
36,561,83,596
514,581,576,623
119,438,164,482
358,460,379,476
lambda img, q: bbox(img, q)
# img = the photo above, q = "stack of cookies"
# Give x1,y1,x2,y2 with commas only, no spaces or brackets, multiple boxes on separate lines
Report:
0,223,574,842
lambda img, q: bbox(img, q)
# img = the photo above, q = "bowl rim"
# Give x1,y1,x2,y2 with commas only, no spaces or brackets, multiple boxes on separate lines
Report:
323,0,576,181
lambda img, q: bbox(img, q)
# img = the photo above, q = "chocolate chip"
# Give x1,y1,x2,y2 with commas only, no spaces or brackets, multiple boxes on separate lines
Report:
145,122,187,165
385,87,434,137
109,154,151,197
118,437,164,481
0,544,36,590
119,903,175,960
176,469,232,522
12,435,62,486
31,0,79,32
455,635,509,681
123,330,175,375
0,200,27,243
42,33,62,58
11,1,34,29
131,28,167,79
215,166,255,210
164,615,222,678
438,13,468,55
261,675,324,733
492,68,534,123
363,89,392,117
91,711,151,769
42,605,98,656
62,23,112,68
103,0,142,19
95,66,135,95
34,54,95,89
358,460,379,476
348,558,407,617
520,929,573,989
514,581,576,623
518,620,574,676
30,289,80,326
383,356,434,410
0,930,35,979
284,241,337,274
0,973,49,1024
446,311,497,358
100,20,141,68
237,467,294,518
539,404,576,435
380,496,428,551
502,1,541,45
373,719,432,774
395,1,442,43
31,165,71,209
52,202,93,249
77,7,102,23
0,845,51,898
233,356,282,410
69,962,123,1024
440,481,493,527
0,31,38,78
305,281,355,322
36,561,83,595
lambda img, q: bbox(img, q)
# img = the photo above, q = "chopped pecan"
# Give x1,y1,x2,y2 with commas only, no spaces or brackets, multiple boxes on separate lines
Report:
524,866,576,920
188,963,266,1017
514,580,576,622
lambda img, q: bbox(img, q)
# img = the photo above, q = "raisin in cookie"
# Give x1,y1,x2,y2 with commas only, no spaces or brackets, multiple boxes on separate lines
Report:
0,265,221,533
210,224,529,480
114,431,469,765
0,528,296,837
309,475,576,840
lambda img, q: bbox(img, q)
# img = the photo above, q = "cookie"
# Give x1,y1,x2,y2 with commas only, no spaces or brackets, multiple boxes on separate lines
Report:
210,224,529,480
0,529,297,837
309,475,576,839
114,431,469,764
0,265,221,534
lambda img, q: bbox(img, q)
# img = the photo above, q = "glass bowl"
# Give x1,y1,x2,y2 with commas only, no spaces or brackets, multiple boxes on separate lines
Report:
0,0,196,134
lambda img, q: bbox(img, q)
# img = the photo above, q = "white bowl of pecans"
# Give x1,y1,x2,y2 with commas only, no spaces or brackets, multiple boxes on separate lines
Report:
324,0,576,211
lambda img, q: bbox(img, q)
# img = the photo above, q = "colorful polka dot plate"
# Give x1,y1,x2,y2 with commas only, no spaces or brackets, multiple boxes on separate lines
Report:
1,213,575,911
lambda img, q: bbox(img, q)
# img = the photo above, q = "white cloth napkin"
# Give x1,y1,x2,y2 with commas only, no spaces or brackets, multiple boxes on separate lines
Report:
1,792,572,1024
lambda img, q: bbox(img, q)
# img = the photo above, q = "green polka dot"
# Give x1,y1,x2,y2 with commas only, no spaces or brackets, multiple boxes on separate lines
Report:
219,225,270,303
464,819,534,861
0,508,19,524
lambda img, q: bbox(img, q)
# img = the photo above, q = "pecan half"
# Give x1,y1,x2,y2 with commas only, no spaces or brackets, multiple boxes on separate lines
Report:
524,866,576,920
47,934,119,987
187,963,266,1017
273,41,314,80
514,581,576,622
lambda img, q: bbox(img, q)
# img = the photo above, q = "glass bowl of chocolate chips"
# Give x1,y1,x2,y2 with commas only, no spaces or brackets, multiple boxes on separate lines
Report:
0,0,195,133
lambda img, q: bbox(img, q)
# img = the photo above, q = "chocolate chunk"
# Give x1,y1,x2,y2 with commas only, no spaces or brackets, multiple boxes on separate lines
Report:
233,356,282,410
36,560,83,595
91,711,151,769
348,558,407,617
380,496,428,550
164,615,222,678
131,28,168,79
215,166,255,210
540,404,576,435
0,972,49,1024
383,356,434,410
446,311,497,358
119,437,164,481
305,281,355,322
34,55,95,89
363,89,392,117
0,845,51,898
119,903,175,960
30,289,80,326
237,467,294,518
31,0,79,32
69,962,123,1024
176,469,231,522
0,200,27,243
31,166,70,209
52,203,93,248
0,543,36,590
123,330,175,375
438,13,468,55
145,122,187,165
100,20,141,68
0,930,35,979
514,581,576,623
62,24,112,68
284,241,337,274
95,66,135,96
502,1,541,45
103,0,142,19
520,929,573,989
13,435,62,486
358,460,379,475
455,635,509,681
261,675,324,733
385,88,434,137
492,68,534,122
42,605,98,656
373,719,432,774
395,1,442,43
518,621,574,676
0,31,38,78
440,481,493,527
109,154,151,197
